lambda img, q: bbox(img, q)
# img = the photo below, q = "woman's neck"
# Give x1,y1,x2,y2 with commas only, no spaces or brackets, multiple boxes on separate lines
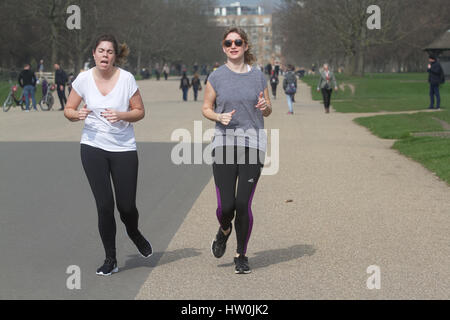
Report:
226,59,248,73
94,66,117,80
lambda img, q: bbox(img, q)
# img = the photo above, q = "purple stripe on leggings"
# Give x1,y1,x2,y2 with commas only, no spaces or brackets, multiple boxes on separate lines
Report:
215,185,223,225
243,183,257,255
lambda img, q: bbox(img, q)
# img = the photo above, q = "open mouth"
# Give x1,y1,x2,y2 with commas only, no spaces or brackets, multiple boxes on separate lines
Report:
100,60,109,66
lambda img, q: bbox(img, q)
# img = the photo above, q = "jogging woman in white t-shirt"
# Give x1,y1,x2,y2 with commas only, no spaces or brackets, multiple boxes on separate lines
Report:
64,34,152,276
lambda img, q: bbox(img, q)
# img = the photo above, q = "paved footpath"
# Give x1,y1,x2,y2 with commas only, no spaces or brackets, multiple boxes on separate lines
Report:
0,78,449,299
136,79,450,300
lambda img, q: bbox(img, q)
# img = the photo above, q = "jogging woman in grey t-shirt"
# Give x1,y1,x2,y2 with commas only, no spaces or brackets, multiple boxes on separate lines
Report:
202,27,272,274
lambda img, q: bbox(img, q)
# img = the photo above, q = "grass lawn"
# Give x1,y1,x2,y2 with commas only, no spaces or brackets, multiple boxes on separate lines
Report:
0,81,43,108
354,107,450,185
327,72,450,184
354,111,447,139
302,73,450,113
393,136,450,185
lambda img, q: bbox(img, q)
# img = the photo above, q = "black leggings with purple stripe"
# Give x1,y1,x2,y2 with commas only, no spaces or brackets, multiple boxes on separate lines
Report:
212,146,264,255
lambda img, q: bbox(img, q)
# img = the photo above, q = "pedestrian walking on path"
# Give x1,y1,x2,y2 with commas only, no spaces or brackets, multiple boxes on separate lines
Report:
283,64,297,115
270,71,279,99
317,63,338,114
54,63,68,111
427,54,445,110
163,63,170,80
191,73,202,101
202,27,272,274
64,34,152,276
180,73,190,101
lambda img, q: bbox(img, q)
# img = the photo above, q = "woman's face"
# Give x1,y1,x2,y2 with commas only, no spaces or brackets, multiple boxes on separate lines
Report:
93,41,116,71
222,32,248,62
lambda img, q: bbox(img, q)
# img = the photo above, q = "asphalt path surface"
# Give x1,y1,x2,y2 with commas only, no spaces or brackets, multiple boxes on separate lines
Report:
0,141,210,299
1,77,449,300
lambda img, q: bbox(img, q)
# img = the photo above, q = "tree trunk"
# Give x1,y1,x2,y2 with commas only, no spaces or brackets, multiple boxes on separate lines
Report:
49,0,58,65
356,49,365,77
136,37,142,75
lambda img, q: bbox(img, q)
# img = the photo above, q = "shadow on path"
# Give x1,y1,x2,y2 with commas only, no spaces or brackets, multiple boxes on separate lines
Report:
120,248,202,272
217,244,316,270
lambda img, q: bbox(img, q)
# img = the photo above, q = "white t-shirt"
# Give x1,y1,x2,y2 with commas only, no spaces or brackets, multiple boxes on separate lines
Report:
71,68,139,152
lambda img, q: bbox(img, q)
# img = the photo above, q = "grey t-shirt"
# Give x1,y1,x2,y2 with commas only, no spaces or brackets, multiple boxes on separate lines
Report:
207,64,268,153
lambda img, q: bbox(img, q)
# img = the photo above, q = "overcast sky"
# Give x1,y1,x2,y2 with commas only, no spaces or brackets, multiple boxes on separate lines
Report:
218,0,282,13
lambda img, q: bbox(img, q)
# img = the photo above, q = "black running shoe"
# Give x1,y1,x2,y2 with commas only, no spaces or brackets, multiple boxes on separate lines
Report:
211,225,232,259
132,233,153,258
234,255,251,274
96,257,118,276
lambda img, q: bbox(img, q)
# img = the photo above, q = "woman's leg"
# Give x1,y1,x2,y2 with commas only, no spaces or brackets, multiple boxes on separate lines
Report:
212,147,238,231
211,146,239,260
321,88,332,111
194,88,198,101
327,89,333,109
109,150,152,258
234,149,263,256
109,150,140,239
80,144,116,260
286,94,293,113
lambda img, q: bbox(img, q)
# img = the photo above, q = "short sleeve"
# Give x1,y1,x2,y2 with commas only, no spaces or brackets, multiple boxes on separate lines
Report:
71,72,85,99
259,70,268,90
128,73,139,100
207,70,218,92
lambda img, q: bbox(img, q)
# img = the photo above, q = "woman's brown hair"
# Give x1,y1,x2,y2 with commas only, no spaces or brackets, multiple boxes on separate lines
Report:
92,34,130,66
223,27,256,66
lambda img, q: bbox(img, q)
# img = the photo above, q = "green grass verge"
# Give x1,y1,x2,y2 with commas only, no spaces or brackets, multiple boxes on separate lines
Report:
1,81,43,107
393,136,450,185
354,112,446,139
302,73,450,113
354,108,450,185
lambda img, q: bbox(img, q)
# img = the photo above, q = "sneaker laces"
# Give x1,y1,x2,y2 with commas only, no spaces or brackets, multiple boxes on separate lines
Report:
104,257,116,265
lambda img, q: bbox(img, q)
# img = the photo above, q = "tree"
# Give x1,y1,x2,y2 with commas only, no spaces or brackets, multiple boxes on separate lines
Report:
276,0,450,76
1,0,223,76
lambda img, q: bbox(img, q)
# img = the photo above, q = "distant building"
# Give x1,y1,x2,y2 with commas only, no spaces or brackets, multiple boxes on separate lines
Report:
424,29,450,79
210,2,282,67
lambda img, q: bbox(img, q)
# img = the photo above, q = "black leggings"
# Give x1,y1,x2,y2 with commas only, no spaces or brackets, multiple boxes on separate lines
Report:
321,88,333,109
271,84,277,97
81,144,141,259
212,146,263,255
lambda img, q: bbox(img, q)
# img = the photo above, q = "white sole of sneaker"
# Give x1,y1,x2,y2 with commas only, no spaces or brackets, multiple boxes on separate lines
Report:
96,267,119,276
210,239,217,258
235,270,252,274
140,251,153,259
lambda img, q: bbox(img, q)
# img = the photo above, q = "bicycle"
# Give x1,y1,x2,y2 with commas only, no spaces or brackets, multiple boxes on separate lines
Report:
2,81,26,112
38,79,55,111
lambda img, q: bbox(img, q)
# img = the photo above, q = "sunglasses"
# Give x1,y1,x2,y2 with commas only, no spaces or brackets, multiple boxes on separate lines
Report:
223,39,244,47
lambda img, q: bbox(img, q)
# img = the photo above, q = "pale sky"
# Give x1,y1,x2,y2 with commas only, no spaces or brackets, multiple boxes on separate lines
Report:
218,0,282,13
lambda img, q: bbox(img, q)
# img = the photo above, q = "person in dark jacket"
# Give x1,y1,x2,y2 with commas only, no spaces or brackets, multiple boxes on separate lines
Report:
283,65,297,115
427,54,445,110
180,72,190,101
270,71,279,99
18,64,37,111
54,63,68,110
191,73,202,101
